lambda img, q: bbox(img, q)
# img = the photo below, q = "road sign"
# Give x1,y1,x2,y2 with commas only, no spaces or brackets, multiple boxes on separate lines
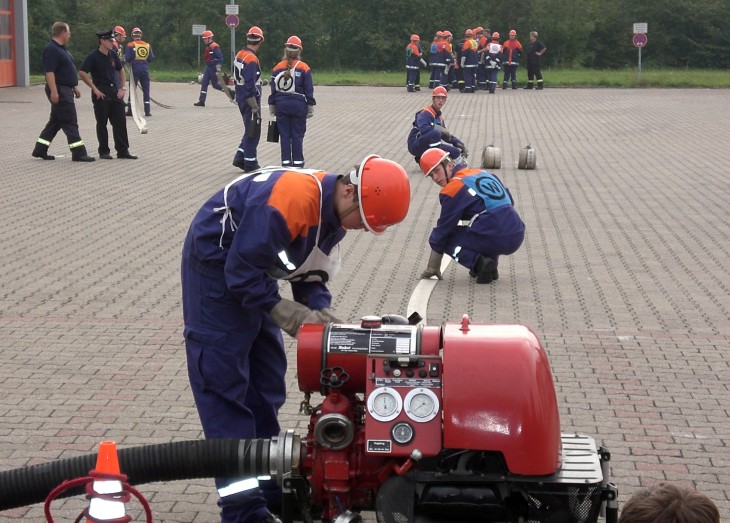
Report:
226,14,239,29
632,33,648,47
633,23,648,34
192,24,206,36
226,4,239,15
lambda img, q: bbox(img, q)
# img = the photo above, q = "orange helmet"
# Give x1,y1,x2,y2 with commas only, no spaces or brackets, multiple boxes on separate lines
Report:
132,27,142,36
435,31,444,37
201,30,214,39
475,26,484,34
442,30,452,38
432,86,448,98
351,155,411,234
492,31,501,39
509,29,517,36
247,26,264,42
286,35,302,50
113,26,126,38
410,34,420,42
419,148,450,177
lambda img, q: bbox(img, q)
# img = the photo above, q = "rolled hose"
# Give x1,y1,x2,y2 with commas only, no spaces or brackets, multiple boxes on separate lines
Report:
0,438,275,511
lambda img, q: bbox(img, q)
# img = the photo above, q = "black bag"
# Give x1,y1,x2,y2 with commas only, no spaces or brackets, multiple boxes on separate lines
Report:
267,119,279,143
246,114,262,139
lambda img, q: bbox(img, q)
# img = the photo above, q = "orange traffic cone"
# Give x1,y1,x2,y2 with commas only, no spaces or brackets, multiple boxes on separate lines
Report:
86,441,127,522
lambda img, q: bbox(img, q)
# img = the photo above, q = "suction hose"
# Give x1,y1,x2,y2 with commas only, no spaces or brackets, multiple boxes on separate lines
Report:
0,431,300,511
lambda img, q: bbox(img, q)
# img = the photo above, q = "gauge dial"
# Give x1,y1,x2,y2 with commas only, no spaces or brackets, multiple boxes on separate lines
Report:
367,387,403,422
404,388,440,423
391,422,414,445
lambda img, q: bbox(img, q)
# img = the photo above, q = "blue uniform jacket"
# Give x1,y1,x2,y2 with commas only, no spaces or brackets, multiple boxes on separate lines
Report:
267,59,315,116
407,105,464,150
124,40,155,73
185,169,346,312
204,42,223,71
429,166,525,254
234,46,261,102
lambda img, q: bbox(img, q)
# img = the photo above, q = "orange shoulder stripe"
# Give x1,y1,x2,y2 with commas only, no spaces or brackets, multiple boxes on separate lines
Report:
268,171,327,240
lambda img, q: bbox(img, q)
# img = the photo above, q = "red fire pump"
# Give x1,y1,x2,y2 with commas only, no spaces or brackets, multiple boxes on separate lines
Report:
0,315,618,523
284,314,617,523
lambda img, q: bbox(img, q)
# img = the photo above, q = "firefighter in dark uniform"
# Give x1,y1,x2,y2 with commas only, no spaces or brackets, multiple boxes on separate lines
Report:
501,29,523,89
428,31,444,89
124,27,155,117
418,148,525,284
232,26,264,172
112,26,126,61
78,29,138,160
32,22,94,162
405,34,426,92
181,157,411,523
485,32,503,93
407,86,468,165
195,30,225,106
525,31,547,89
460,29,478,93
476,27,490,90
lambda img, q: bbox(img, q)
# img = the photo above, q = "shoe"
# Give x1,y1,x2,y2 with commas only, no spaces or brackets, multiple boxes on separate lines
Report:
145,113,151,117
524,84,533,89
243,163,261,173
536,83,544,90
72,155,96,162
117,152,138,159
99,153,113,160
194,101,205,107
232,159,246,170
473,255,498,284
32,151,55,160
502,82,507,89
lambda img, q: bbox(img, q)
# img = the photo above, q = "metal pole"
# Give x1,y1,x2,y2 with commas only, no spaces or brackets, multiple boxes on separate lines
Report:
638,47,642,82
231,0,237,76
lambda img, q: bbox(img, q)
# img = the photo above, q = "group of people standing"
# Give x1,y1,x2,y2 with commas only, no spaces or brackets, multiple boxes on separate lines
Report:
405,28,546,93
32,22,155,162
195,27,315,172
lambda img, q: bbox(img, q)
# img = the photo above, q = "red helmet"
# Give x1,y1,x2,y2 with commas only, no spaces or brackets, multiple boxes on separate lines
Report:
132,27,142,36
492,31,501,39
247,26,264,42
509,29,517,36
351,155,411,234
475,26,484,34
113,26,126,37
432,86,448,98
201,30,214,39
419,148,450,177
410,34,420,42
285,35,302,50
465,29,474,37
435,31,444,37
442,30,452,37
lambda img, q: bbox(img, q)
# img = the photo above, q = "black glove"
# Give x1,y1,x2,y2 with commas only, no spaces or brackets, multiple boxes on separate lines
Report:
245,96,261,115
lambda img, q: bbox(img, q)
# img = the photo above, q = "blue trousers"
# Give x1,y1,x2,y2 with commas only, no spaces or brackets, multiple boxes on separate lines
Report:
277,113,306,168
199,68,223,102
234,102,260,169
442,226,525,271
181,239,286,523
408,128,461,163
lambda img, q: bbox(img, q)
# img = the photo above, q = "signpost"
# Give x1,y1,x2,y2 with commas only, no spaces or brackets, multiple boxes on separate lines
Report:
227,4,239,77
192,24,206,71
632,23,648,82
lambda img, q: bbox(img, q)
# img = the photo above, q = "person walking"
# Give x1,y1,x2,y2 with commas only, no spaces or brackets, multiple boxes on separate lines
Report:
268,36,315,168
195,30,226,107
418,148,525,284
124,27,155,117
181,156,411,523
525,31,547,89
78,29,138,160
31,22,95,162
232,26,264,172
407,86,468,165
501,29,523,89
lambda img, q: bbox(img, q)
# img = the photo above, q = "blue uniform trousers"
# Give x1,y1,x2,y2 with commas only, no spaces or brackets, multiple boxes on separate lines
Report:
199,67,223,102
234,103,260,170
277,113,307,168
181,238,286,523
408,128,461,163
442,226,525,271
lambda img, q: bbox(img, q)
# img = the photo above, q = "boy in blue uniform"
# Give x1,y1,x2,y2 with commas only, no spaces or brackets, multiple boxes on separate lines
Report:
124,27,155,117
407,86,467,164
233,26,264,172
418,148,525,283
181,156,411,523
195,30,226,106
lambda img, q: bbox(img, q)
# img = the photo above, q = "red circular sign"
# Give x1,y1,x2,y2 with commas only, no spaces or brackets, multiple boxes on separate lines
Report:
632,33,648,47
226,14,239,28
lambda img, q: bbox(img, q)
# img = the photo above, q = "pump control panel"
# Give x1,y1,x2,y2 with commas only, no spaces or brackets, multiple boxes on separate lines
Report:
365,355,442,456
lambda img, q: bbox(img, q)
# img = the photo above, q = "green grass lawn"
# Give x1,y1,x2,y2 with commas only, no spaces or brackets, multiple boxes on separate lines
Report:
30,68,730,88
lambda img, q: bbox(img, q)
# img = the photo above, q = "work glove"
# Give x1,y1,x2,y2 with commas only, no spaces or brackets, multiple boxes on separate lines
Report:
307,105,314,119
269,104,275,117
455,141,469,158
434,125,451,141
215,64,222,73
245,96,261,115
270,299,342,338
420,58,428,68
420,250,444,280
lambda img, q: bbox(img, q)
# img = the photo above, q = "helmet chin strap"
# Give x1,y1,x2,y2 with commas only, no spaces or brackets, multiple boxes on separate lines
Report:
338,202,359,224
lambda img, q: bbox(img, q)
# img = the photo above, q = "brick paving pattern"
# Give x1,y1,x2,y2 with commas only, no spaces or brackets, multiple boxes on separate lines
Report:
0,81,728,521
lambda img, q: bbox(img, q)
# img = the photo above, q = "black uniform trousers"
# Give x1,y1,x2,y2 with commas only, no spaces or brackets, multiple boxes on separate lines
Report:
92,89,130,155
37,84,86,156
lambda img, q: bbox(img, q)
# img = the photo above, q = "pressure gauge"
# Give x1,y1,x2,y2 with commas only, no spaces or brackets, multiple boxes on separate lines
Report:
367,387,403,422
404,388,440,423
391,422,414,445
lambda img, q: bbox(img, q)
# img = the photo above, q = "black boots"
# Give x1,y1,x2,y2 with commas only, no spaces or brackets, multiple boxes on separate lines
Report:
524,82,534,89
471,255,499,284
194,101,205,107
32,145,55,160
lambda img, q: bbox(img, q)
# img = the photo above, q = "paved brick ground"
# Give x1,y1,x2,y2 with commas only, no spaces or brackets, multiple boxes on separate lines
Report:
1,82,728,521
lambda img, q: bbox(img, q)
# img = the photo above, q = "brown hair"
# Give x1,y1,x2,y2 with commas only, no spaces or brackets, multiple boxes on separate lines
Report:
52,22,69,37
619,483,720,523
